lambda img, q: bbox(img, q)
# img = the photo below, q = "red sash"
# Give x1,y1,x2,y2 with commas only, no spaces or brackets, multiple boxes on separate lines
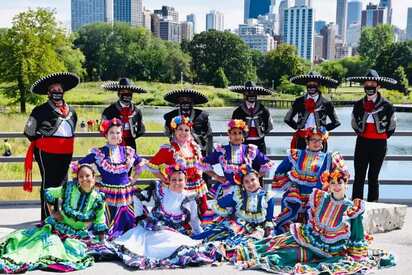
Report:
24,137,74,192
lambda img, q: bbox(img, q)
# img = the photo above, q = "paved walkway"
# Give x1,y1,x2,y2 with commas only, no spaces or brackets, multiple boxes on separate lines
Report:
0,205,411,275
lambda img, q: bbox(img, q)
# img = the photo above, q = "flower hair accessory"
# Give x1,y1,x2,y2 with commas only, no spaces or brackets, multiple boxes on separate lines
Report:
70,162,95,179
227,119,249,132
303,126,329,140
164,162,187,178
233,164,259,185
170,115,193,130
99,118,122,136
320,170,349,191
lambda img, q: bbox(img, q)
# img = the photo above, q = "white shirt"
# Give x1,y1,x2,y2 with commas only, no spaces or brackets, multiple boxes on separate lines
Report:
366,94,378,123
304,94,319,129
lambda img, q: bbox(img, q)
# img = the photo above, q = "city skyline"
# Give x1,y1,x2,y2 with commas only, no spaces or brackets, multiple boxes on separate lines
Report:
0,0,411,31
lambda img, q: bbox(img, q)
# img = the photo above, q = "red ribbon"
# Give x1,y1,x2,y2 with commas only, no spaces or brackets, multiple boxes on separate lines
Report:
304,98,316,113
363,100,374,113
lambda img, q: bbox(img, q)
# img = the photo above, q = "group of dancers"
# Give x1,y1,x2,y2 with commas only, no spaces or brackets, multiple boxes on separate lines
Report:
0,70,397,273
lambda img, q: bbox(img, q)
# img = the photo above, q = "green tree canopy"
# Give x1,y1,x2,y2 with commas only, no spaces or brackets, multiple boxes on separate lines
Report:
258,44,309,88
317,60,348,84
186,30,256,85
358,24,395,67
0,8,84,112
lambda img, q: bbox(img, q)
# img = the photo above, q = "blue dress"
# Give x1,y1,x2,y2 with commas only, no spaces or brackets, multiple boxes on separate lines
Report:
78,144,145,239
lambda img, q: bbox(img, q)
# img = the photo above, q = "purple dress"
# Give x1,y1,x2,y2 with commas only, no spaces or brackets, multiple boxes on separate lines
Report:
78,144,144,239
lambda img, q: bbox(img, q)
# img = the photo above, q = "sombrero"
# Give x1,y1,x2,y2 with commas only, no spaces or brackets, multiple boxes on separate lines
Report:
31,72,80,95
347,69,397,89
102,78,147,93
229,81,272,96
290,71,339,88
164,88,208,105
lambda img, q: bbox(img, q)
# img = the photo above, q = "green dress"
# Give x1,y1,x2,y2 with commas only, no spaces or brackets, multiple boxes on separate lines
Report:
0,181,108,273
229,189,395,274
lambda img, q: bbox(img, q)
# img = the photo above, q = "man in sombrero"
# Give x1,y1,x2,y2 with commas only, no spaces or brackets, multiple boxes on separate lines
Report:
348,69,397,202
163,88,213,157
101,78,146,150
24,72,80,220
230,81,273,154
285,71,341,151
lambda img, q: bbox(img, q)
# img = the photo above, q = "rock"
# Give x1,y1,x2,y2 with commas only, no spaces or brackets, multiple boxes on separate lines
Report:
363,202,408,234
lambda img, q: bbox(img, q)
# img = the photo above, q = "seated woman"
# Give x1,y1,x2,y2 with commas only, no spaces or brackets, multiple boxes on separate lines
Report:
272,127,347,234
202,119,273,199
225,170,395,274
147,115,208,216
0,164,108,273
112,165,217,269
194,165,276,247
75,118,146,239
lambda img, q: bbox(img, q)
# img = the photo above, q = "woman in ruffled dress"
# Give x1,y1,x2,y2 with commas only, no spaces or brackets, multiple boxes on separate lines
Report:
272,127,347,234
201,119,274,199
76,118,146,239
224,170,395,274
194,165,276,247
112,165,217,269
0,164,108,273
147,115,209,216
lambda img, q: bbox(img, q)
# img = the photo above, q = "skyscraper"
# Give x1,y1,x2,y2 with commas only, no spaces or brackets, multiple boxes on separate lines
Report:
379,0,392,24
315,20,326,34
206,10,224,31
186,14,197,34
278,0,291,37
113,0,143,26
159,19,181,42
244,0,272,22
154,6,179,22
347,0,362,26
71,0,112,32
239,20,276,52
320,23,336,60
283,4,315,61
361,3,387,28
407,8,412,40
181,21,194,41
336,0,348,43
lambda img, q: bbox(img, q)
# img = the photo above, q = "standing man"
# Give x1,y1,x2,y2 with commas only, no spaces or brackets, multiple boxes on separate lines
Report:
285,71,340,151
102,78,146,151
163,88,213,157
24,72,79,220
348,70,397,202
230,81,273,154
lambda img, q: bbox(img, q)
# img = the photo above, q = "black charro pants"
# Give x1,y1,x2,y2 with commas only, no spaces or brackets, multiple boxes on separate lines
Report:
34,148,72,221
352,136,387,202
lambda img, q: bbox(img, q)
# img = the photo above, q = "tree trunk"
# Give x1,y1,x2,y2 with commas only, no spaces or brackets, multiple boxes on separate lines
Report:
17,79,26,113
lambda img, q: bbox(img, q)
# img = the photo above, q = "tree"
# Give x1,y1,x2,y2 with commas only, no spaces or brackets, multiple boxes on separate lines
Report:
318,60,348,84
0,8,84,113
187,30,256,85
392,66,409,94
358,24,395,67
375,41,412,84
212,67,229,88
277,75,305,95
258,44,309,88
339,56,369,78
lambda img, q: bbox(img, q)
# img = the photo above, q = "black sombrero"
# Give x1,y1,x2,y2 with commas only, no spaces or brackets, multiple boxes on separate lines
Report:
347,69,397,89
102,78,147,93
31,72,80,95
290,71,339,88
229,81,273,96
164,88,208,105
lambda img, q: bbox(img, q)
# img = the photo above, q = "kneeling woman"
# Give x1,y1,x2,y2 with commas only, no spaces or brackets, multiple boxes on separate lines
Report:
0,164,108,273
226,171,395,274
113,165,217,269
194,165,276,247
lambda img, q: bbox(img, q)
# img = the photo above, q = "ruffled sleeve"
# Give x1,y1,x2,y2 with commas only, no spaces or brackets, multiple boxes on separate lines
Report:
346,198,365,219
187,199,203,235
44,186,63,204
209,189,237,217
264,195,276,228
92,194,108,234
78,150,97,165
200,143,224,171
253,147,274,176
147,146,174,173
346,208,368,259
272,155,294,191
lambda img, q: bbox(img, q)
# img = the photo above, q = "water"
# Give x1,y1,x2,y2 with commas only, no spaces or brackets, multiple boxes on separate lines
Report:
89,105,412,200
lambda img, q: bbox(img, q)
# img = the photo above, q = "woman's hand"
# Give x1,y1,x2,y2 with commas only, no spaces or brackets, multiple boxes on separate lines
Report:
51,209,64,222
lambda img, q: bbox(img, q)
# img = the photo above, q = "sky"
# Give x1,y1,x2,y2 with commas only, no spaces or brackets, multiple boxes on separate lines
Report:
0,0,411,31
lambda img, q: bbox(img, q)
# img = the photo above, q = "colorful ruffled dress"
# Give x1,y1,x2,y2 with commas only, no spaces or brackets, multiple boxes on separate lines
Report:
147,141,208,214
272,149,346,234
0,181,108,273
202,143,273,198
230,189,395,274
194,185,276,247
78,144,145,239
112,182,217,269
